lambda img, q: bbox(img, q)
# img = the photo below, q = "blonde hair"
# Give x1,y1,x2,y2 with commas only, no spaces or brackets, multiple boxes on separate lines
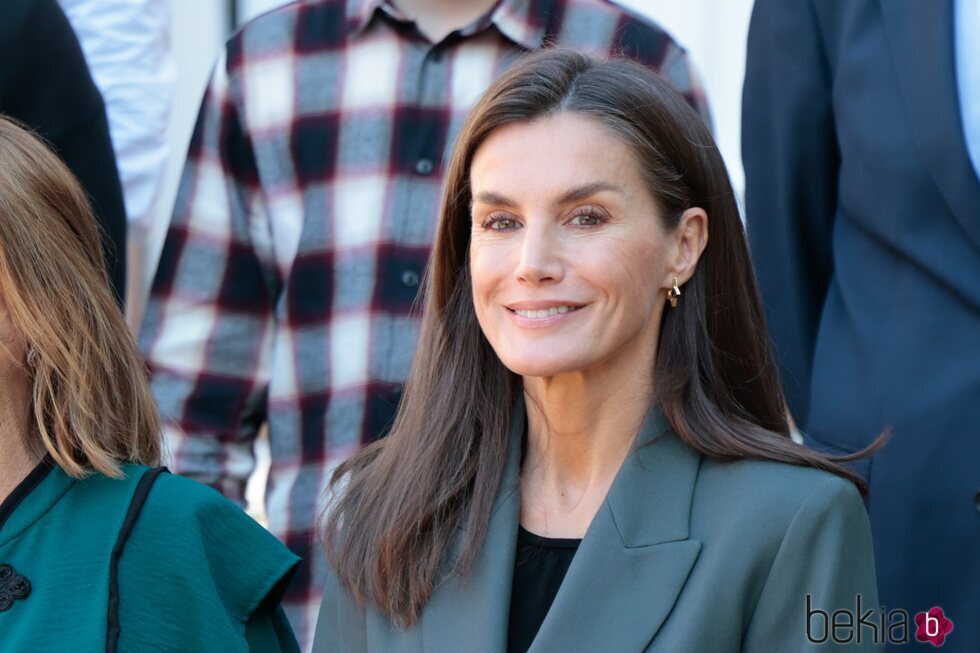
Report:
0,115,160,477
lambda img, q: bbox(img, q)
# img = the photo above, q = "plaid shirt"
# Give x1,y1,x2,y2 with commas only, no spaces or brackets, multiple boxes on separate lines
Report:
140,0,708,648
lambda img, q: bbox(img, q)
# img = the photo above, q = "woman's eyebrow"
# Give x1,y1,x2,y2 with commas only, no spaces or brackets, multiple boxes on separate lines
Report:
471,191,518,208
555,181,624,205
471,181,624,209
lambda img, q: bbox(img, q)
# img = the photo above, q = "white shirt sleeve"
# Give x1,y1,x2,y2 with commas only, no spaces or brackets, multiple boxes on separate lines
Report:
58,0,178,236
956,0,980,180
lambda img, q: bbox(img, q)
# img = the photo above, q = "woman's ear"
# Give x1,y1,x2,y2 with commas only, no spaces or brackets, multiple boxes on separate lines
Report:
666,207,708,286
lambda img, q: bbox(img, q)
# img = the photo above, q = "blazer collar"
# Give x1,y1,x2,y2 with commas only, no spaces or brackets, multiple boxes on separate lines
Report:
879,0,980,248
421,401,703,652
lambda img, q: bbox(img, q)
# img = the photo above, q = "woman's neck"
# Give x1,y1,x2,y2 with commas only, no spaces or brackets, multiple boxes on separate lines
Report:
519,367,654,538
0,393,40,504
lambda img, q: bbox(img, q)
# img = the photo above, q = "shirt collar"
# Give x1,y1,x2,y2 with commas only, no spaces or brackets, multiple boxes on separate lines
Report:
488,0,550,50
345,0,549,50
346,0,385,34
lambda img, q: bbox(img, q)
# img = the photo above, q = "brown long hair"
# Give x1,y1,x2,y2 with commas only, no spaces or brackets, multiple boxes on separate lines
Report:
324,50,881,626
0,115,160,478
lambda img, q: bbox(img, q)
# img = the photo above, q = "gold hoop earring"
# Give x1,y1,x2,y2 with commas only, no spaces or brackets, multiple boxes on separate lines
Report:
667,277,682,308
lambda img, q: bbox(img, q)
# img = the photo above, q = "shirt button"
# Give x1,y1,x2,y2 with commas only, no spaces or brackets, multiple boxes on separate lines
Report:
401,270,419,288
415,158,434,175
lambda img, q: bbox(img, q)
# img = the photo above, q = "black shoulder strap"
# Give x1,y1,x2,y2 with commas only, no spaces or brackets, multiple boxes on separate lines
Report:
105,466,169,653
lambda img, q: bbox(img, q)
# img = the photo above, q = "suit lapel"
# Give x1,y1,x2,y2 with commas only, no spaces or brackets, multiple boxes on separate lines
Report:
879,0,980,247
420,405,703,653
420,405,525,653
529,408,703,653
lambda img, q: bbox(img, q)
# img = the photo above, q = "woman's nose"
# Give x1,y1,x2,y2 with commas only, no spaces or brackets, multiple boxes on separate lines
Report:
514,223,564,285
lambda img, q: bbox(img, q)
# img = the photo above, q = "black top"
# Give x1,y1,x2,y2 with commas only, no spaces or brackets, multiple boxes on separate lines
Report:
507,526,581,653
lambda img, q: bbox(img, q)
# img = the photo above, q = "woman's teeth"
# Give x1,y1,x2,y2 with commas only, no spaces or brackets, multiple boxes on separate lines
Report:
514,306,579,318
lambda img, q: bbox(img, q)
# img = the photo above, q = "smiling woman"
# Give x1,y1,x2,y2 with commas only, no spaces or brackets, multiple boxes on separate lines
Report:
468,113,704,383
316,50,885,653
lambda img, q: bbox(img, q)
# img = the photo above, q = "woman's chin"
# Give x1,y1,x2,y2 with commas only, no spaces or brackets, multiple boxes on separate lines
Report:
498,353,589,380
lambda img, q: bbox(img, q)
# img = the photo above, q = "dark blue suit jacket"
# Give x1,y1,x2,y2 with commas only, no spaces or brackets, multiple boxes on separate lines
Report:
743,0,979,649
0,0,127,302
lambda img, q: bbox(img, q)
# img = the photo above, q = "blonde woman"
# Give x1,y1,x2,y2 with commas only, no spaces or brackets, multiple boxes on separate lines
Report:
0,116,299,652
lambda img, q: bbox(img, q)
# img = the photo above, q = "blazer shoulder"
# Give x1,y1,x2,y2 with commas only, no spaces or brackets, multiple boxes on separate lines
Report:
315,561,370,651
688,456,875,627
693,456,865,541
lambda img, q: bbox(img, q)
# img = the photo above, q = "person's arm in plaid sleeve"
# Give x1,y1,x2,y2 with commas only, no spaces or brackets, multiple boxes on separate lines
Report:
139,51,280,505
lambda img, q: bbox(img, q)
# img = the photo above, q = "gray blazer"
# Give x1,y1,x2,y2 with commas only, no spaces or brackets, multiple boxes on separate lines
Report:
315,406,881,652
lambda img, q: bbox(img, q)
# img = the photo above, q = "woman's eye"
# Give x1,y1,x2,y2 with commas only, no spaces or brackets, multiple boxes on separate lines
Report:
483,216,519,230
568,211,606,227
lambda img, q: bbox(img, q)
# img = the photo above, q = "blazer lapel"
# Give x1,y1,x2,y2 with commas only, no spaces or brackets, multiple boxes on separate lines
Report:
420,405,525,653
879,0,980,248
529,407,703,653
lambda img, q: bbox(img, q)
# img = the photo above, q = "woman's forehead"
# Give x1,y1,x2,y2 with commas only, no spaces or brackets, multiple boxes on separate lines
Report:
469,114,647,207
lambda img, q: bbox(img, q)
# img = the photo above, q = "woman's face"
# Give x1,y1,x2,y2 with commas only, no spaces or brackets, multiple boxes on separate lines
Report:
469,113,680,381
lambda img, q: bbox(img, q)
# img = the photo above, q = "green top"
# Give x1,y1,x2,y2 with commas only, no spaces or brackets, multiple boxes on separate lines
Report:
0,461,300,652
